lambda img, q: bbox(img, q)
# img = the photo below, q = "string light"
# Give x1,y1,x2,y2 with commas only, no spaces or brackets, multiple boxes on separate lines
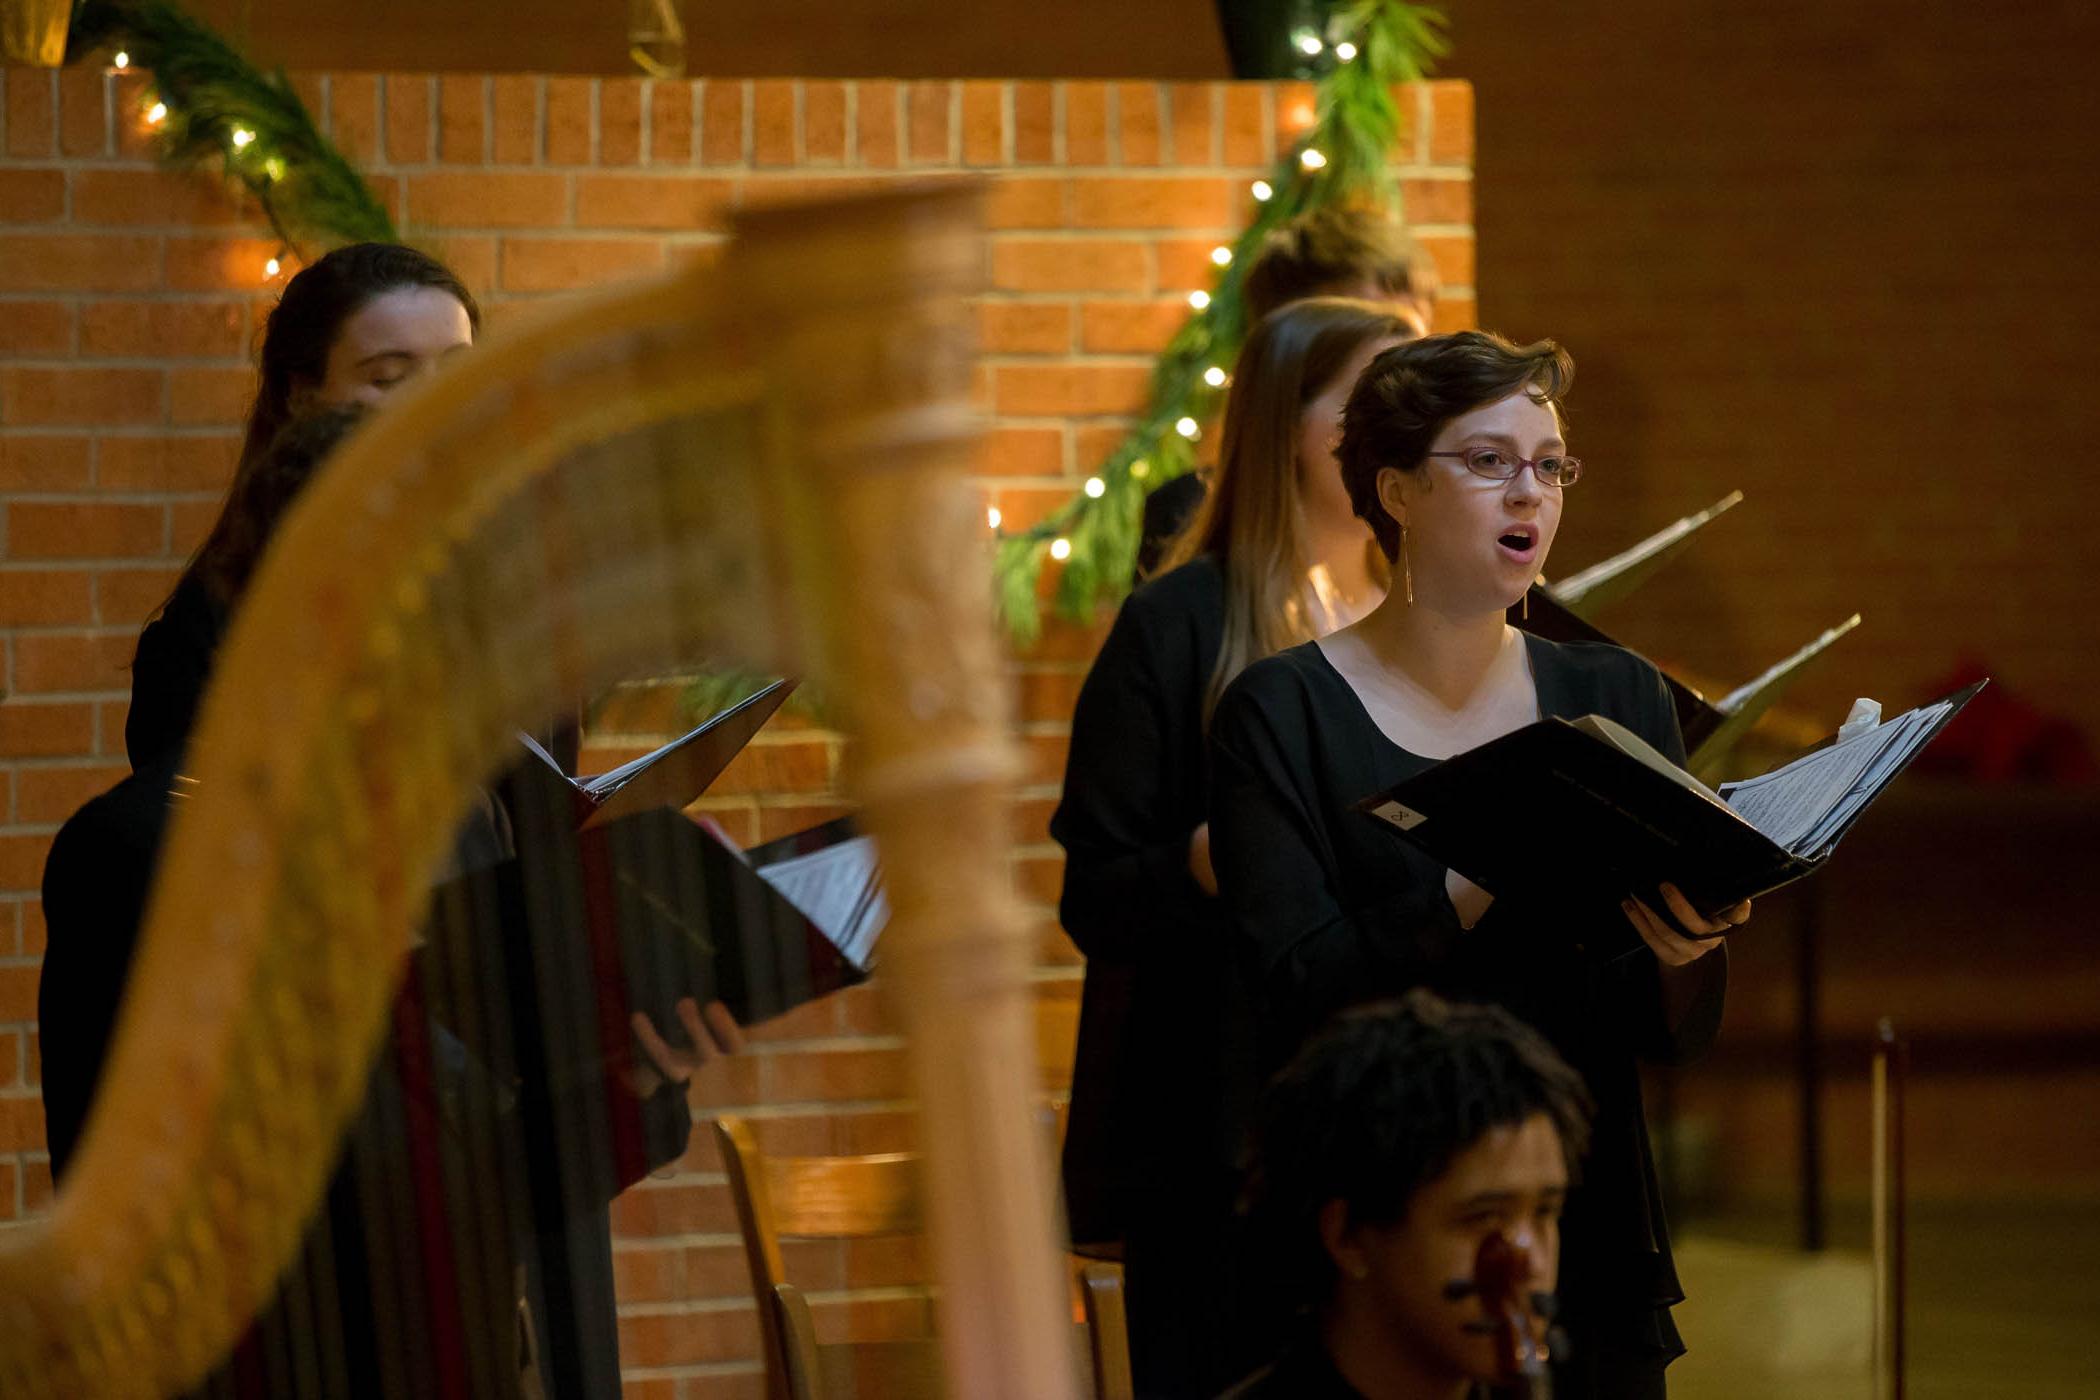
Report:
264,156,286,182
1295,31,1323,55
230,127,255,149
1203,367,1227,388
986,505,1002,530
146,101,167,125
1251,179,1273,202
264,255,281,277
1209,245,1233,267
1131,459,1150,479
1175,417,1200,439
1335,40,1359,62
1300,148,1328,170
112,51,130,69
1187,290,1211,311
1049,537,1072,561
1083,476,1106,498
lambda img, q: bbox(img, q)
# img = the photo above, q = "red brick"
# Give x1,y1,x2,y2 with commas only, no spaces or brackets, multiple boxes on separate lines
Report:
994,365,1152,418
699,79,744,166
163,236,279,293
1417,234,1476,290
7,501,164,560
438,75,487,164
1402,177,1473,227
614,1303,758,1368
97,566,184,626
1011,793,1058,846
1013,82,1054,166
290,75,326,131
1426,80,1473,165
986,176,1063,231
167,366,251,427
0,701,94,755
1431,292,1477,333
1074,424,1134,472
977,426,1063,478
5,70,53,158
17,762,126,823
58,70,106,159
600,80,643,166
1015,668,1086,725
1014,852,1065,907
420,236,496,297
856,80,898,169
112,72,157,159
751,80,794,168
0,300,71,355
545,77,594,165
705,737,833,797
95,434,238,493
1080,299,1189,354
384,73,433,165
21,897,46,956
1221,86,1268,167
498,238,665,294
1118,83,1163,167
0,169,63,223
647,80,693,165
1071,176,1232,231
331,74,380,165
1064,82,1108,166
0,1031,18,1090
168,498,218,554
407,172,569,229
574,175,730,232
609,1179,737,1239
12,631,137,694
990,239,1149,294
70,169,245,228
804,82,846,163
0,833,51,893
0,234,161,293
0,1092,46,1153
962,81,1003,167
79,300,246,360
978,302,1070,355
0,571,93,628
1275,81,1319,151
0,435,91,491
490,74,538,164
906,81,952,166
1168,83,1217,166
0,367,161,427
21,1155,52,1214
766,1046,907,1102
1155,237,1226,291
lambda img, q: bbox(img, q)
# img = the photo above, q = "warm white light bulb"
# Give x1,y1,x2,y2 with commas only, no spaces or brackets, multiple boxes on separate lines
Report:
1300,148,1328,170
1187,290,1211,311
112,51,130,69
1203,366,1227,388
146,101,167,125
265,257,281,277
1296,32,1323,55
231,127,255,149
1335,41,1359,62
987,505,1002,529
1210,245,1232,267
1050,537,1072,561
1251,179,1273,202
1175,417,1200,439
1084,476,1106,498
1131,459,1151,479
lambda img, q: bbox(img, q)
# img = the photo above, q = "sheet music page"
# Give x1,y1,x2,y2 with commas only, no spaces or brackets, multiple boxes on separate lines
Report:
1719,718,1912,850
1790,702,1949,854
756,836,888,968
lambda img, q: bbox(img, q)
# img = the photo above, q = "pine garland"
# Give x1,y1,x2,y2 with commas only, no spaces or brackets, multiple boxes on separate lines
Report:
68,0,397,256
995,2,1449,643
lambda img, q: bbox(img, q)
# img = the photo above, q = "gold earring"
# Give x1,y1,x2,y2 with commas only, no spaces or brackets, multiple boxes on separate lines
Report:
1522,586,1529,622
1401,523,1413,606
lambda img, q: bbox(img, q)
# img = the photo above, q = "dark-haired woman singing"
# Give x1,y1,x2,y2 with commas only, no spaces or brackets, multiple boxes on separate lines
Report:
1208,331,1745,1399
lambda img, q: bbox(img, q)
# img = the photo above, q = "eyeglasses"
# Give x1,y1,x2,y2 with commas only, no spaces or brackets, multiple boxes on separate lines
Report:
1424,446,1583,487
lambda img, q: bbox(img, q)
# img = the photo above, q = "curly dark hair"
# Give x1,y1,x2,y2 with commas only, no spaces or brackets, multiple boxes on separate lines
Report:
1337,330,1573,561
1240,989,1593,1310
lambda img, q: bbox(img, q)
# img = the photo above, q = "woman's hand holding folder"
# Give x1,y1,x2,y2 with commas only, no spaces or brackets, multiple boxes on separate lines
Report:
626,996,747,1097
1621,882,1749,966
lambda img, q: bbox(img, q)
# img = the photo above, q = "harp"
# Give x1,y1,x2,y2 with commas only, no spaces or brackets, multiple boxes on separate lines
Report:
0,186,1078,1400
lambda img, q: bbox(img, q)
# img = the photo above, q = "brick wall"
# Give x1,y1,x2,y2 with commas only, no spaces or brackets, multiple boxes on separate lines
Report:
0,67,1475,1396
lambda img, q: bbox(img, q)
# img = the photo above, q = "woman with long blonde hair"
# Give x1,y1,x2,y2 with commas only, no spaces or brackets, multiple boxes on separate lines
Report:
1053,297,1420,1398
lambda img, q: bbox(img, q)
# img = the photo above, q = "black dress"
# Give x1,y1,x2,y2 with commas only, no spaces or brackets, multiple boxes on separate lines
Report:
1207,635,1727,1400
39,575,690,1398
1051,555,1269,1398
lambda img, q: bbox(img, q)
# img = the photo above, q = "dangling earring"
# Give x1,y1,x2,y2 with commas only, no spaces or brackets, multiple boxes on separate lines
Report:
1522,586,1530,622
1401,523,1413,606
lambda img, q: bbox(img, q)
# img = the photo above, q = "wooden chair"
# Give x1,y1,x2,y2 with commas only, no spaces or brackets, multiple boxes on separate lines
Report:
715,1116,1133,1400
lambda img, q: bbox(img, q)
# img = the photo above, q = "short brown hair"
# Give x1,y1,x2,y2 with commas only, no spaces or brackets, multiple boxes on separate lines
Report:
1241,205,1440,324
1338,330,1573,560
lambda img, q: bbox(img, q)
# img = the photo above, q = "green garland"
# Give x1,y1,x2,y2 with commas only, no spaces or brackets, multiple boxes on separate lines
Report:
995,2,1450,643
68,0,396,256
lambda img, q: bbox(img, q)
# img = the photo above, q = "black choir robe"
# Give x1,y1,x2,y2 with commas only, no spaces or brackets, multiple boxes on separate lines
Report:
1207,634,1727,1399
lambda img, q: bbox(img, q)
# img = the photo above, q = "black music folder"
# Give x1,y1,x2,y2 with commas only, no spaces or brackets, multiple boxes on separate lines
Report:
1356,681,1986,928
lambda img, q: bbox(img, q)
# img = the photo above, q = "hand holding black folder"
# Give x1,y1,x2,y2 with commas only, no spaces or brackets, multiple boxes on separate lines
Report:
1357,681,1986,928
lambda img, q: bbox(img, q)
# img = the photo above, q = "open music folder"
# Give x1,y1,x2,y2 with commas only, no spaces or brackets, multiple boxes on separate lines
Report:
1356,681,1987,932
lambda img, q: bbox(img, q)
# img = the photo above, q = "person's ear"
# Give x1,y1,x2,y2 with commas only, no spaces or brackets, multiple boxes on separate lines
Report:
1318,1199,1371,1283
1375,464,1414,533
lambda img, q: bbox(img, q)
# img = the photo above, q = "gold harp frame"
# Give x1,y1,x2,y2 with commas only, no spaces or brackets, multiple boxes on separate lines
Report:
0,186,1079,1400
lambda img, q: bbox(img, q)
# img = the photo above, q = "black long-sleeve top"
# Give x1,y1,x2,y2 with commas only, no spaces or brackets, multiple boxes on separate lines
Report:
1208,633,1727,1372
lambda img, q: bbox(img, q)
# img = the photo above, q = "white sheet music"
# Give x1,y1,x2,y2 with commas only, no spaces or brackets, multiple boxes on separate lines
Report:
756,836,887,969
1720,701,1949,853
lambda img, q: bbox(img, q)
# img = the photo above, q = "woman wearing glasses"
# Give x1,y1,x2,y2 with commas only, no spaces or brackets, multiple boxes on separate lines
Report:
1208,331,1746,1399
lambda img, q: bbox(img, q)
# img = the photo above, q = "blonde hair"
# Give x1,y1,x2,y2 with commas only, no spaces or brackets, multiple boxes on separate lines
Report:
1159,297,1420,718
